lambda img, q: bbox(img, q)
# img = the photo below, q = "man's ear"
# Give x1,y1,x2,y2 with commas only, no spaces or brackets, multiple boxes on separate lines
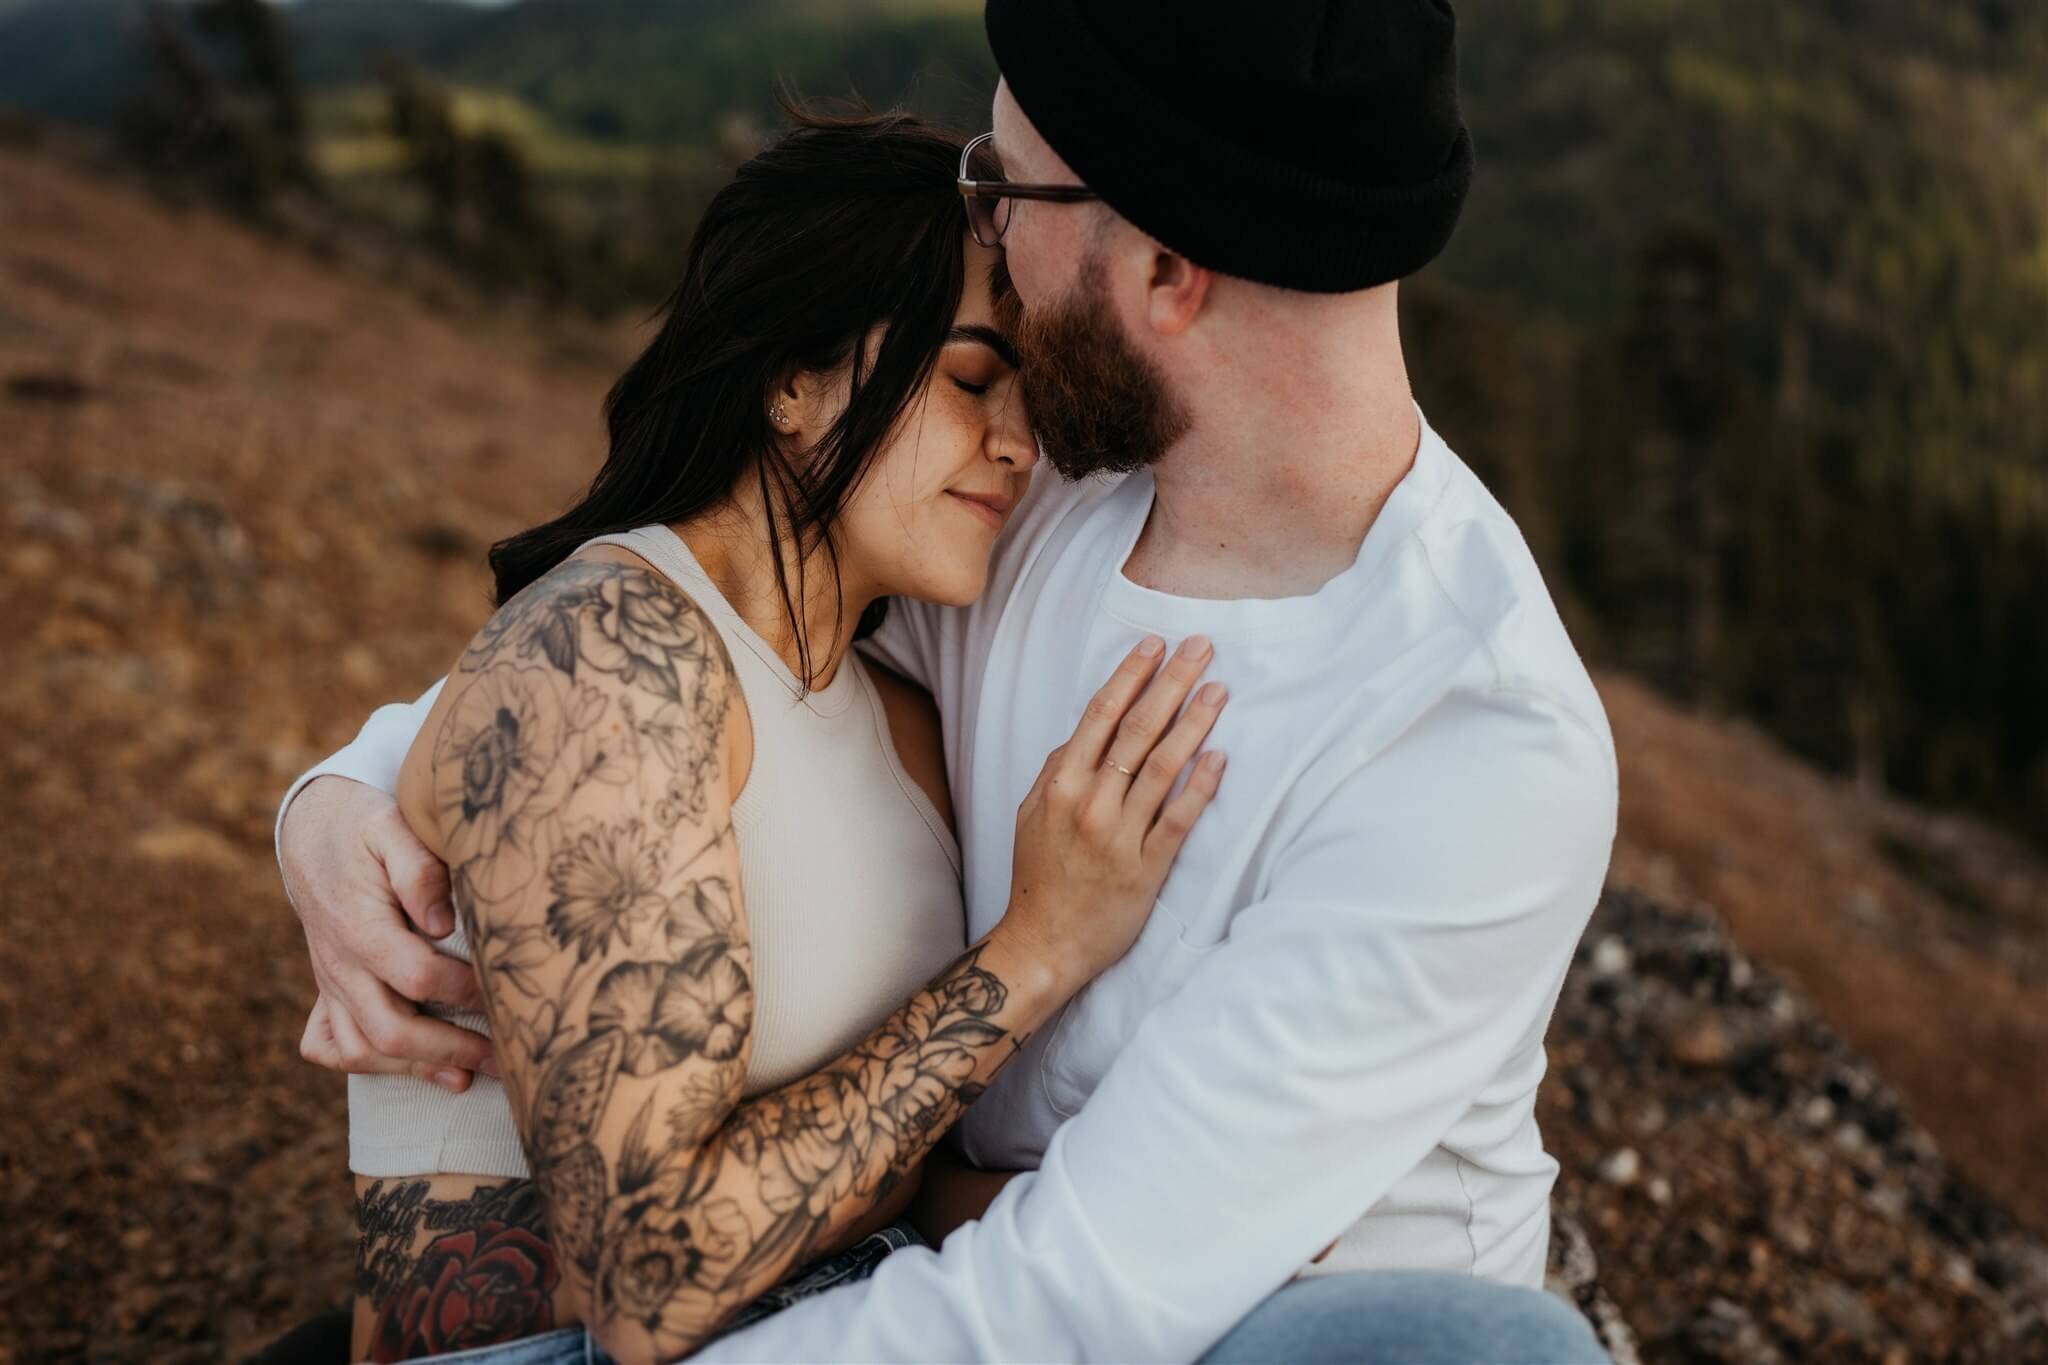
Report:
1146,252,1213,338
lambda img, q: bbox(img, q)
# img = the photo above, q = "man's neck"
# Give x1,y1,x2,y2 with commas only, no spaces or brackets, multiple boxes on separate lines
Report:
1122,305,1420,602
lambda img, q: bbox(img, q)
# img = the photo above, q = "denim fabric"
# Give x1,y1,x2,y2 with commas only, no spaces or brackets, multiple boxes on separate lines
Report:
385,1324,588,1364
399,1238,1610,1365
709,1221,921,1338
1197,1270,1611,1365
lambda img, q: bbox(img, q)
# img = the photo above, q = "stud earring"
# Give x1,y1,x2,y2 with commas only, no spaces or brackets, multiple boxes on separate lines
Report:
770,400,787,426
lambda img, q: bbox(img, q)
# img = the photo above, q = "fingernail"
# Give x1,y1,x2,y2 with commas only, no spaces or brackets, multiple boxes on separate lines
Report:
478,1055,501,1079
1199,682,1227,705
426,901,455,937
1202,750,1227,773
1181,634,1213,659
1135,635,1165,657
433,1069,465,1091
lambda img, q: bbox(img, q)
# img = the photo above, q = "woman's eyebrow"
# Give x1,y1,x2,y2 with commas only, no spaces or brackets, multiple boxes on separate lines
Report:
948,324,1021,371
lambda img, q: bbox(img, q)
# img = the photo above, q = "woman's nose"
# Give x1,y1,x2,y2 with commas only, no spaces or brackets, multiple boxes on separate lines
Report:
987,378,1038,471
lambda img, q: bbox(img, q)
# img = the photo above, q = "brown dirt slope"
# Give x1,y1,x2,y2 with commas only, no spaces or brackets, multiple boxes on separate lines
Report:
0,138,637,1361
1,142,2042,1362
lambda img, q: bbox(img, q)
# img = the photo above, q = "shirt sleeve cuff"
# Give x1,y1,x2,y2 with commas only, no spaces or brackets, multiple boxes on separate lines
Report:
273,678,447,882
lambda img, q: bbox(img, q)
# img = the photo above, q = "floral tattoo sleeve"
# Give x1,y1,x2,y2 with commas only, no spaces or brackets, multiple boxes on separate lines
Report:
423,558,1030,1362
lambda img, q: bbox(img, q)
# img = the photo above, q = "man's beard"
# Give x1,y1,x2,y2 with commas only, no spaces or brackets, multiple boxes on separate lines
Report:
1009,255,1191,481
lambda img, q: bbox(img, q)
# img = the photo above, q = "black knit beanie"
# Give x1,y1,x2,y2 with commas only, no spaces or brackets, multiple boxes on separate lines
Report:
983,0,1474,294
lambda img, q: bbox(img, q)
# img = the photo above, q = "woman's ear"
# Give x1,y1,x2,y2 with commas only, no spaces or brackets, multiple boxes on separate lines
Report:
1146,252,1213,338
773,368,844,441
768,371,805,436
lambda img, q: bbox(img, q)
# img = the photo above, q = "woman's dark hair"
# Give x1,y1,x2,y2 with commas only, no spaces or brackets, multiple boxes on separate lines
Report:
488,103,997,686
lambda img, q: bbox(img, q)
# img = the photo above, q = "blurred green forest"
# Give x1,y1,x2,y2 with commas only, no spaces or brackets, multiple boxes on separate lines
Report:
2,0,2044,845
1434,0,2048,846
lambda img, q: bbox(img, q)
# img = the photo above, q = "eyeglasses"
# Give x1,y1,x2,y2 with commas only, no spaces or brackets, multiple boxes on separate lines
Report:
957,131,1102,247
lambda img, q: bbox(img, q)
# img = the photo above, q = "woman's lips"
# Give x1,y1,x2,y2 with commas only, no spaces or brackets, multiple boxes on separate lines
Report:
947,490,1009,529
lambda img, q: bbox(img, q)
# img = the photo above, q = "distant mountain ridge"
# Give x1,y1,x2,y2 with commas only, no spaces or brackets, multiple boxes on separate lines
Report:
0,0,479,124
0,0,988,133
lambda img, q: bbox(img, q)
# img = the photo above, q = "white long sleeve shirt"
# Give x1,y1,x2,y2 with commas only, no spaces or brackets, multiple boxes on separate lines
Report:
278,409,1617,1362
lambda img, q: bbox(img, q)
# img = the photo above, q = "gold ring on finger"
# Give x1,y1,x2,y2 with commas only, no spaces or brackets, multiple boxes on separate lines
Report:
1103,757,1137,778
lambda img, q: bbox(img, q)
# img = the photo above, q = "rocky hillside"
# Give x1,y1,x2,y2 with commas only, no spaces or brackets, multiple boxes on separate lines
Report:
1545,892,2046,1362
1,138,2043,1363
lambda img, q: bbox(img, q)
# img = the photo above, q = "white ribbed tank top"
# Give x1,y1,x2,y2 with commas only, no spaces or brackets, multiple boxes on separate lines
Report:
348,524,966,1176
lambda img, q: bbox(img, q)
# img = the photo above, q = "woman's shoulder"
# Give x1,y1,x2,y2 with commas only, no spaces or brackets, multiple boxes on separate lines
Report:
474,549,736,692
396,550,744,857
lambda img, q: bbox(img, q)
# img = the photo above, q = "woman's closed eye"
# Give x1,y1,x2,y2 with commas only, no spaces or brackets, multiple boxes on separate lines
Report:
943,326,1020,401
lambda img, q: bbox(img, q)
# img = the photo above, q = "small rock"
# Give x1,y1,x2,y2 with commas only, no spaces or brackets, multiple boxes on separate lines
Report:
1827,1067,1873,1104
1598,1147,1641,1185
7,542,56,579
341,643,382,687
108,544,161,589
111,1284,162,1331
1591,935,1632,976
1794,1277,1884,1343
1846,885,1889,926
1727,952,1753,990
1646,1176,1673,1206
1628,1098,1667,1135
1770,1215,1815,1256
1671,1013,1734,1067
1688,1297,1785,1364
131,823,247,872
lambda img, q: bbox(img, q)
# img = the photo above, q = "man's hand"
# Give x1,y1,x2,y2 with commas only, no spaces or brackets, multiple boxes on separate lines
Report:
281,775,494,1092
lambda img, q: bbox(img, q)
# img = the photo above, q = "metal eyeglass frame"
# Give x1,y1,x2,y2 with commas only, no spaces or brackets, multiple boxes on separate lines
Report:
957,131,1101,247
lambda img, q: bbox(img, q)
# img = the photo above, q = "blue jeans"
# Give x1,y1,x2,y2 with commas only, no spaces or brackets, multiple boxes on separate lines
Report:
1197,1269,1610,1364
403,1225,1609,1364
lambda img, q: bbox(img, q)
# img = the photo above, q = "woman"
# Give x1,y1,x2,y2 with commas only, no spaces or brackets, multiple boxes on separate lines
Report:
348,108,1229,1365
